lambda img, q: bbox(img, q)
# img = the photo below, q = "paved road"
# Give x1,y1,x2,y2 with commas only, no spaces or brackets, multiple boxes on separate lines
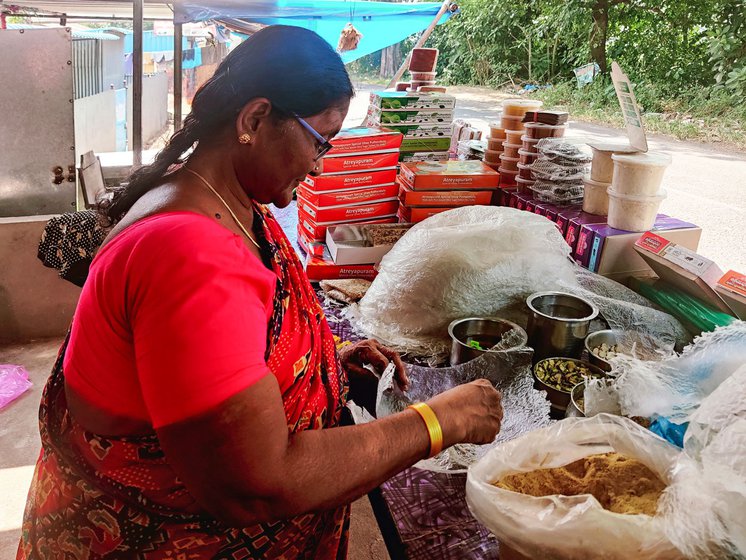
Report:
347,82,746,273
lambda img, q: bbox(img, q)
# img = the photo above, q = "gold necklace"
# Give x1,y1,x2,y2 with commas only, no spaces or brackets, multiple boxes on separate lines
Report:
184,167,261,250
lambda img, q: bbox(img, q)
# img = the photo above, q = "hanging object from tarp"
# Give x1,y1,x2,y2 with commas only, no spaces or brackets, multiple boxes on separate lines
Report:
175,1,453,64
337,22,363,52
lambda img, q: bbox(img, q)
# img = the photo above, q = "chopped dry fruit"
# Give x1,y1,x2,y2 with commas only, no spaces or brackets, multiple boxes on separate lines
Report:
535,359,604,392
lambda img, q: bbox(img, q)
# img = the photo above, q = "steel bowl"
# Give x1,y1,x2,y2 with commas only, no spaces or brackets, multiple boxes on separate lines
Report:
526,291,599,364
532,357,605,413
584,329,620,371
448,317,528,366
565,382,586,418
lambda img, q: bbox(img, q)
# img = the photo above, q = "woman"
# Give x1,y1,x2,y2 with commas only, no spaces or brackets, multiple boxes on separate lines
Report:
18,26,502,559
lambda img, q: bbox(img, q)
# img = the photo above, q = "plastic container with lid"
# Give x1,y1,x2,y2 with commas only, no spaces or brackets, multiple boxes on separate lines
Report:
517,162,534,180
524,122,567,140
502,142,521,159
499,154,519,172
607,188,667,232
487,137,504,152
488,122,506,139
504,129,524,145
484,149,502,164
409,48,438,72
395,82,410,92
419,86,447,93
588,142,639,183
518,149,539,165
502,98,543,117
409,80,437,90
521,135,540,154
501,115,525,131
515,176,535,194
582,177,611,216
498,167,519,186
611,152,672,197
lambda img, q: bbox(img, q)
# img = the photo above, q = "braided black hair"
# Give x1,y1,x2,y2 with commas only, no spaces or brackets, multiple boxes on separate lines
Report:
100,25,353,224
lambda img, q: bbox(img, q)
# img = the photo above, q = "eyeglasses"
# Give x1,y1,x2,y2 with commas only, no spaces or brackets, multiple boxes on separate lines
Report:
293,114,333,160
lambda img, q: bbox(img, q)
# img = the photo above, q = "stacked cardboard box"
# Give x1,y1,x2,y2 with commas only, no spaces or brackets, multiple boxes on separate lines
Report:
296,126,402,249
502,191,702,282
397,160,500,223
367,91,456,163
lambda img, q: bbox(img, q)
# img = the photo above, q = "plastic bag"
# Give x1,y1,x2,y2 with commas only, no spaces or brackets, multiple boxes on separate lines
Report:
466,414,682,560
0,364,32,409
375,348,552,472
347,206,690,358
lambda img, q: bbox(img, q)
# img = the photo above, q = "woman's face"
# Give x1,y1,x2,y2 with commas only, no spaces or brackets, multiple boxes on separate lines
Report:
235,101,350,208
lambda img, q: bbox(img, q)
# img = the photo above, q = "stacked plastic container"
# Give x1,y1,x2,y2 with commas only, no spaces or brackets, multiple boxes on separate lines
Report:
606,152,672,231
583,143,638,216
528,140,591,205
517,119,567,194
407,48,438,91
500,99,543,187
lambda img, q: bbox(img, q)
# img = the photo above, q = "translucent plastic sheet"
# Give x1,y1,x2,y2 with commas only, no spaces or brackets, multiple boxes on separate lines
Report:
347,206,691,359
466,415,683,560
375,349,552,472
589,322,746,422
0,364,32,409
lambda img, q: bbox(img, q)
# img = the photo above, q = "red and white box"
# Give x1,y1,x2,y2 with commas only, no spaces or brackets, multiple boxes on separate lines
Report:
305,246,378,282
297,182,398,207
297,196,399,224
327,126,403,155
398,205,452,223
304,168,398,192
397,180,495,207
298,212,398,242
399,160,500,191
320,150,399,175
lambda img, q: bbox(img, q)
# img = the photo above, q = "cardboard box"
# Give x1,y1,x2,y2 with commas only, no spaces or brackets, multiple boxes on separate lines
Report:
400,137,452,152
398,151,451,163
634,232,731,314
585,217,701,275
398,205,452,223
298,212,398,241
303,168,398,192
327,126,403,155
296,226,326,257
716,270,746,319
382,123,452,139
325,224,410,265
399,160,500,191
368,107,454,125
297,196,399,223
297,183,398,207
370,91,456,111
397,181,495,207
321,150,399,175
566,213,607,253
305,245,378,282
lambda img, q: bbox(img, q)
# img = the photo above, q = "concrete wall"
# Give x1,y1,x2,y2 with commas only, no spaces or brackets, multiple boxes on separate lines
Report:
127,71,168,147
101,37,125,90
74,89,118,155
0,216,81,343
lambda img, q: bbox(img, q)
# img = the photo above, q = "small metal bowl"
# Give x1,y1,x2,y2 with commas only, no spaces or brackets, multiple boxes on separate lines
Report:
448,317,528,366
565,382,586,418
585,329,620,372
532,357,606,413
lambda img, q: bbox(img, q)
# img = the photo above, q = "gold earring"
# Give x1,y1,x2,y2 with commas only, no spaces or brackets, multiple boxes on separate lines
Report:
238,133,252,144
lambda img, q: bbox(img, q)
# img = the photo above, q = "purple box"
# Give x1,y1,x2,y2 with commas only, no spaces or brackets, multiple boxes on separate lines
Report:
526,200,537,213
566,212,606,253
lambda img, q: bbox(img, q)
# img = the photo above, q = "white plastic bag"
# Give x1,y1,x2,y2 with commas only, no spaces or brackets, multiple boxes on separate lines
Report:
466,414,682,560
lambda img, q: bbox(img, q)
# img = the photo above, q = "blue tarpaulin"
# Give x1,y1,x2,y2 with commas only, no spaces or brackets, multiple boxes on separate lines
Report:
175,1,452,63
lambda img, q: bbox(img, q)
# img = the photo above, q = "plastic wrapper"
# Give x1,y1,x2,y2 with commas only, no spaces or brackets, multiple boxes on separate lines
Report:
591,322,746,423
530,158,588,180
530,179,584,204
347,206,690,358
466,414,682,560
0,364,32,409
375,348,552,472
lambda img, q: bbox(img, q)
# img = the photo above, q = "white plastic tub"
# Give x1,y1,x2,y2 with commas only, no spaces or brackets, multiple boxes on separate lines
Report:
607,188,667,232
588,143,639,183
582,177,611,216
611,151,672,196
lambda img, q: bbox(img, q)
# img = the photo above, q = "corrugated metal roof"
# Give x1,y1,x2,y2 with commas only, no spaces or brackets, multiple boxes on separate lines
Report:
0,1,174,19
5,23,121,40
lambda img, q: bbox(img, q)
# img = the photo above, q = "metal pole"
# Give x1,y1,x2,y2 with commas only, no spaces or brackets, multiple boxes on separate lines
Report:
174,22,183,131
386,0,453,89
133,0,143,167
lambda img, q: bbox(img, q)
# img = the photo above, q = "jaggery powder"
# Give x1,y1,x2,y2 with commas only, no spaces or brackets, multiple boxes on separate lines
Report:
494,452,665,515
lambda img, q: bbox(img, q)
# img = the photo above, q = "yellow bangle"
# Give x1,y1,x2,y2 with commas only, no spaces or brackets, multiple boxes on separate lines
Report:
408,402,444,458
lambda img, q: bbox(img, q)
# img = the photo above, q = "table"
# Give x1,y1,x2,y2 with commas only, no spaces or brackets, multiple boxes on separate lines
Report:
272,202,504,559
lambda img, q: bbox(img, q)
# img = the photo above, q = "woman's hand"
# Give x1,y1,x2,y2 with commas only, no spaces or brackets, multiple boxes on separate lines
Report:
339,339,409,391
